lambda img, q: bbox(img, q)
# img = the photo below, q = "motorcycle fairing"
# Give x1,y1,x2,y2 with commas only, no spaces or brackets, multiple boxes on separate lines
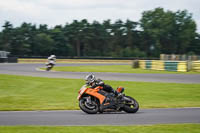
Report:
117,87,124,93
86,88,106,104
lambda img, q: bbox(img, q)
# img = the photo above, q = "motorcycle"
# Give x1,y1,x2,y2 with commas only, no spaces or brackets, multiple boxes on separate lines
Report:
45,61,55,71
77,85,139,114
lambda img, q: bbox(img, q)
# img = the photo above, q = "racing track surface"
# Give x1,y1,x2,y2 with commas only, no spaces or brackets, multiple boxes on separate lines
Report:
0,108,200,125
0,63,200,125
0,63,200,83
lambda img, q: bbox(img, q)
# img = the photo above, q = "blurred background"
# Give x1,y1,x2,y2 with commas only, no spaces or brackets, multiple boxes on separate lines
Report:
0,0,199,59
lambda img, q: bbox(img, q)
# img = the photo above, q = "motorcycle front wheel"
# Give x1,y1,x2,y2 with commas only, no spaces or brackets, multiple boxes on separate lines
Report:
79,97,99,114
122,96,139,113
46,67,51,71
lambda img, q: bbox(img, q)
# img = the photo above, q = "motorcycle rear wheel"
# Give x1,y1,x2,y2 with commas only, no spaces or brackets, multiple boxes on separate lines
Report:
122,96,139,113
79,97,99,114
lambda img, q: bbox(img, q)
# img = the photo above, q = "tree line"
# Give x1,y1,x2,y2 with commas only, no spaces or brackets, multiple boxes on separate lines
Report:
0,8,199,58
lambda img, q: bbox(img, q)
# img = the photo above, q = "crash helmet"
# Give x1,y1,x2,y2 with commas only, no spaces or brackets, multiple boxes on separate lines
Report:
50,55,56,58
85,73,96,85
48,55,56,60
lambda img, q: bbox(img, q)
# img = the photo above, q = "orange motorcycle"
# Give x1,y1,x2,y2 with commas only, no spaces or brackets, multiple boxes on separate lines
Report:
77,85,139,114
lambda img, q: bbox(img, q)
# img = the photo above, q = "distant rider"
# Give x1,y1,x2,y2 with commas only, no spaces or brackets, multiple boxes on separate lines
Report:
46,55,56,71
47,55,56,65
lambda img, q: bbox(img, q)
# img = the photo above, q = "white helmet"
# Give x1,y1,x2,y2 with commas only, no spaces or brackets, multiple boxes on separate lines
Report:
48,55,56,60
50,55,56,58
85,74,96,85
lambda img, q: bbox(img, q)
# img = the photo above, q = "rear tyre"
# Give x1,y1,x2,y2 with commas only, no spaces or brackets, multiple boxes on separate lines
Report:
79,97,99,114
122,96,139,113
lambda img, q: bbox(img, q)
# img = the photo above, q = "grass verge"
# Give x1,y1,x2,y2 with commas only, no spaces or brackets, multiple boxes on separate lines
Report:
0,74,200,111
0,124,200,133
51,65,200,74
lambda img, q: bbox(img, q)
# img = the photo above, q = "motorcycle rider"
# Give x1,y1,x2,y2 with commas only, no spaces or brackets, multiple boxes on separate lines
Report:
46,55,56,70
85,74,122,98
47,55,56,64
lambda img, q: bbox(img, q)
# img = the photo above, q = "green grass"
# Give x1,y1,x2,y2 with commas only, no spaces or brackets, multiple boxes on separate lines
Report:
0,124,200,133
51,65,200,74
0,74,200,111
0,74,82,111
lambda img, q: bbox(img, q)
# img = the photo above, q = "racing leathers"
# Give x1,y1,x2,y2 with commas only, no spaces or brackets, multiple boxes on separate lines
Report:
90,79,119,96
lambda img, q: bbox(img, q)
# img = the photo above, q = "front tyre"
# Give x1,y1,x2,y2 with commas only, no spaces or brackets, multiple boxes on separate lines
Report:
79,97,99,114
46,67,51,71
122,96,139,113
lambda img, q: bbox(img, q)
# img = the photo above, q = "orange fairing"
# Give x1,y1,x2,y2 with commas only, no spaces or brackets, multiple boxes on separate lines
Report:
86,87,106,104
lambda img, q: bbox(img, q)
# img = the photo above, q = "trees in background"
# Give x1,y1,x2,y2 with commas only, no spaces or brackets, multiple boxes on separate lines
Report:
140,8,197,57
0,8,199,57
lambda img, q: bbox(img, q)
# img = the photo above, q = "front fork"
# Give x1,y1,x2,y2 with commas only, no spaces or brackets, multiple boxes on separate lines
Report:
86,96,92,104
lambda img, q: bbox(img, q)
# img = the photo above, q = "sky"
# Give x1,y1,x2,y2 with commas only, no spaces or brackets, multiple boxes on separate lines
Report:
0,0,200,32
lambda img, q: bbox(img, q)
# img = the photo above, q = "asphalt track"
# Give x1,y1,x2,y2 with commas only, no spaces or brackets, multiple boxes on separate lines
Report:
0,63,200,83
0,108,200,125
0,63,200,125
